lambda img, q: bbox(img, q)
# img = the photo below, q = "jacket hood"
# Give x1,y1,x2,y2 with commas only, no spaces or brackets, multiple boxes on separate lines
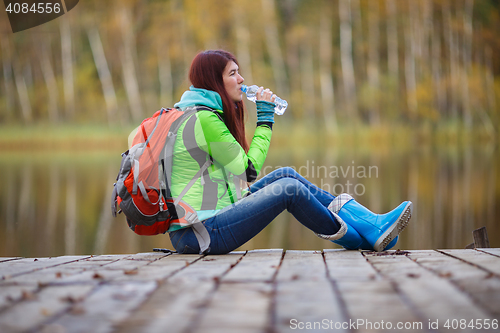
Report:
174,86,223,111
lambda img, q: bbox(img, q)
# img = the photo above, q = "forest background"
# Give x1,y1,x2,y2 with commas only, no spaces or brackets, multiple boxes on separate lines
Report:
0,0,499,145
1,0,500,256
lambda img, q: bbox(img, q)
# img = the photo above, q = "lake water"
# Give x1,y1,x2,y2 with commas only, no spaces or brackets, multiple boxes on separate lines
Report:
0,142,498,257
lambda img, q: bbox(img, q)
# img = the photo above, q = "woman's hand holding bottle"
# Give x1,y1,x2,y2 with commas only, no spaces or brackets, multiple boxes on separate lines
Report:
254,87,276,126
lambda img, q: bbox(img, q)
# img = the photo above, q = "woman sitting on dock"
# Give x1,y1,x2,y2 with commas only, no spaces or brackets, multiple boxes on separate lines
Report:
168,49,412,254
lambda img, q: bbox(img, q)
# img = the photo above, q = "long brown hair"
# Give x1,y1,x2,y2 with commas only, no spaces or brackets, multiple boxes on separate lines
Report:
189,50,249,152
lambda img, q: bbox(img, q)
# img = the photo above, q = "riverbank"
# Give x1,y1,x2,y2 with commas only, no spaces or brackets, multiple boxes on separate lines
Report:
0,122,496,152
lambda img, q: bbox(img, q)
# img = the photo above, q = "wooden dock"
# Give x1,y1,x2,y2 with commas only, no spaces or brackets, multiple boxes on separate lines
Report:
0,248,499,333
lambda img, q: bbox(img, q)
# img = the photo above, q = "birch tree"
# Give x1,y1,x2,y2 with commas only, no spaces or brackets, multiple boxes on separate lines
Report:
300,31,315,118
431,2,446,117
39,40,59,123
319,8,337,130
339,0,358,120
120,7,143,123
405,1,418,119
13,61,33,123
158,45,173,108
261,0,289,96
60,16,75,120
1,37,15,120
461,0,474,129
232,0,254,85
443,0,458,119
366,0,380,125
88,27,118,125
386,0,399,80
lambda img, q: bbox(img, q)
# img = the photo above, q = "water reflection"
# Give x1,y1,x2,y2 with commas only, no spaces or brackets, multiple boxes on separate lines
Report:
0,145,498,257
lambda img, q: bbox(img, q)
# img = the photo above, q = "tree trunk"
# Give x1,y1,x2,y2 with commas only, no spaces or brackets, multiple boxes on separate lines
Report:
0,37,15,120
319,10,337,130
367,0,380,125
421,0,432,75
481,47,496,136
339,0,358,120
284,29,301,119
431,2,445,117
442,0,458,120
461,0,474,129
261,0,288,96
386,0,399,79
405,1,418,120
300,32,315,119
351,0,365,82
484,47,497,122
232,1,253,85
13,61,33,124
39,41,60,123
60,16,75,121
158,45,173,108
87,27,118,125
120,8,143,123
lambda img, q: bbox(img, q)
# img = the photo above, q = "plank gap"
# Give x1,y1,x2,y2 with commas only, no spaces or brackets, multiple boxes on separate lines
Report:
361,251,433,327
436,249,500,277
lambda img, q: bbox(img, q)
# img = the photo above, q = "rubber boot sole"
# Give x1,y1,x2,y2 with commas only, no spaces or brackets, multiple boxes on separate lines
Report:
373,202,413,252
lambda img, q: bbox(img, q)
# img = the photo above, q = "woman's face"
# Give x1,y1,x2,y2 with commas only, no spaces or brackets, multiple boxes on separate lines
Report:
223,61,244,102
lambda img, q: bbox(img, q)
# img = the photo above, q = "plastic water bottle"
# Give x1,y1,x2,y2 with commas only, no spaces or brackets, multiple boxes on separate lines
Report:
241,84,288,115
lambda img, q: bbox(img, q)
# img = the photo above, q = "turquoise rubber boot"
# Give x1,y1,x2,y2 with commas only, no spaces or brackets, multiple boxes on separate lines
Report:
332,193,412,252
330,226,398,250
359,236,398,250
315,201,399,251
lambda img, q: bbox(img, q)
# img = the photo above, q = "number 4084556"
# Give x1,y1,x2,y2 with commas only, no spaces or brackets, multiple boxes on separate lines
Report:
444,319,498,330
6,2,61,14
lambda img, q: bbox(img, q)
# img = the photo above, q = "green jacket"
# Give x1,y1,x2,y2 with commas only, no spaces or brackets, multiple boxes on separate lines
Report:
168,86,272,231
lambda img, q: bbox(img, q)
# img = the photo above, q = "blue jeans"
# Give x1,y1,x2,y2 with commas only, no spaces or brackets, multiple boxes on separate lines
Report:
169,167,340,254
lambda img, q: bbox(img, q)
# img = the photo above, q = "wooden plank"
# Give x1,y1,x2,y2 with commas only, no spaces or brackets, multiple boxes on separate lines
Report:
407,250,500,317
0,284,94,332
0,284,39,311
365,251,495,330
115,252,245,333
0,258,22,263
111,253,203,282
477,248,500,257
275,251,347,332
0,256,90,281
84,255,131,261
222,249,283,282
439,249,500,275
41,254,194,285
275,250,325,281
192,282,273,333
192,250,276,332
39,282,157,333
42,254,205,333
0,255,134,286
324,250,422,333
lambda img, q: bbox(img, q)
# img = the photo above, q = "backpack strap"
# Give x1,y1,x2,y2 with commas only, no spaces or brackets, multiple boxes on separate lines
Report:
191,222,211,254
158,106,217,210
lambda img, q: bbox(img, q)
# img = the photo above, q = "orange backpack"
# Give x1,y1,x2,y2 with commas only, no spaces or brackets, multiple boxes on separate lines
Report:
111,106,212,252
